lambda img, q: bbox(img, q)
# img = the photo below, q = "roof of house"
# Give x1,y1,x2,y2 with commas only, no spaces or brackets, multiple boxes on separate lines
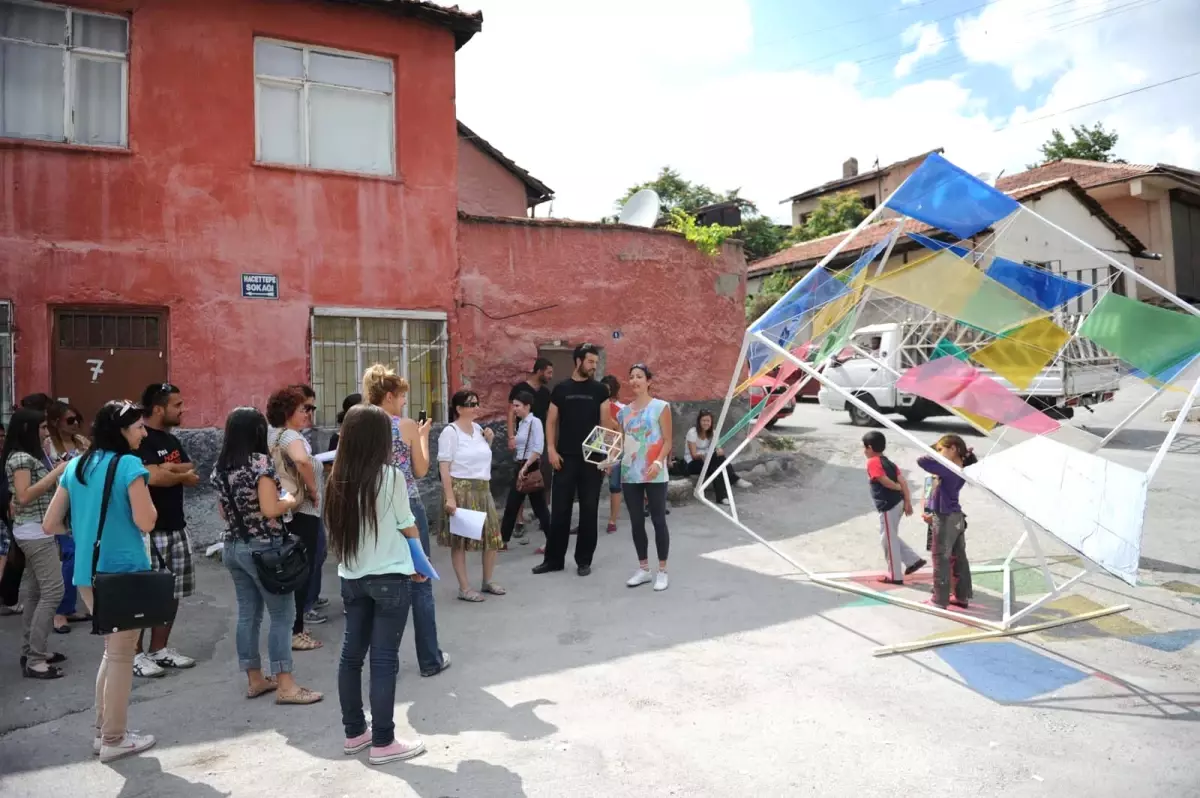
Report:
997,158,1200,194
324,0,483,49
782,148,945,204
458,121,555,207
749,176,1145,275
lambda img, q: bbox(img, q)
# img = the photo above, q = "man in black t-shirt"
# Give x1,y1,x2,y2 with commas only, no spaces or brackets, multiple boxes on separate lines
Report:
134,383,200,678
533,344,615,577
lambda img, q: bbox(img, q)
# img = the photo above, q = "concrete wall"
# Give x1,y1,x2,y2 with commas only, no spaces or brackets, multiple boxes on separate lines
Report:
1096,191,1176,300
0,0,460,428
457,136,529,217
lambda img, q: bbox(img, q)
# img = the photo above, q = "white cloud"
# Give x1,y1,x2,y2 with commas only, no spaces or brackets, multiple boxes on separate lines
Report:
894,21,947,77
454,0,1200,224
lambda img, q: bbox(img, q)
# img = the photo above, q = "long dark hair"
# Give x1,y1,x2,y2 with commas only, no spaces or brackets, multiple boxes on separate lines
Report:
76,401,144,485
449,389,479,423
217,407,269,473
1,408,45,470
695,410,714,441
935,434,978,467
325,404,393,565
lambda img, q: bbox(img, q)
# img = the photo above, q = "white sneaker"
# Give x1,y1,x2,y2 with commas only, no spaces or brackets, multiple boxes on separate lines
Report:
95,729,142,755
99,731,156,763
654,572,670,592
133,652,166,678
626,569,653,588
719,498,729,505
150,647,196,669
738,479,754,488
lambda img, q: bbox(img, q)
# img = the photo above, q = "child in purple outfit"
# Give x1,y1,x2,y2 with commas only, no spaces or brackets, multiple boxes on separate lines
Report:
916,434,976,609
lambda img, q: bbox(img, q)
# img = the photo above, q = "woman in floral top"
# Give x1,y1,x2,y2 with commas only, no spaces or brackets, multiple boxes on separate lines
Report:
211,407,320,705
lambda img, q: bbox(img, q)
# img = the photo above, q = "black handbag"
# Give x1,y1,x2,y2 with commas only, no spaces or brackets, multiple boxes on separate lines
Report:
91,455,176,635
215,469,308,595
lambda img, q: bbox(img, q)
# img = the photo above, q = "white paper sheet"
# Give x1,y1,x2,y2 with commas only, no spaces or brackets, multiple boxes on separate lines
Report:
448,508,486,540
314,450,336,463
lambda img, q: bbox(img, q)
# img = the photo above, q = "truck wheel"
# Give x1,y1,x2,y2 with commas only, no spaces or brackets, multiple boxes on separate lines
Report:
1045,406,1074,420
848,396,882,427
765,418,779,430
902,411,929,425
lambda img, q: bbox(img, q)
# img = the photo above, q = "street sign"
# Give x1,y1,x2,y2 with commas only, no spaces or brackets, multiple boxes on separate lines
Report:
241,273,278,299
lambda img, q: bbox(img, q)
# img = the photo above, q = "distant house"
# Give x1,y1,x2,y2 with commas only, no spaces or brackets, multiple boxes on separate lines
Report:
748,177,1146,316
457,121,554,217
783,149,944,228
997,160,1200,303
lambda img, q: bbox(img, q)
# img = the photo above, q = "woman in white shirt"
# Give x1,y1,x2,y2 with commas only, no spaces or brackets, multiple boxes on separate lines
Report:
437,390,502,602
326,404,426,765
498,392,550,550
685,410,750,506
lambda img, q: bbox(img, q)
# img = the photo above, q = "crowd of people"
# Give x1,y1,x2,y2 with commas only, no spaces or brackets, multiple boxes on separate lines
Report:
0,342,757,766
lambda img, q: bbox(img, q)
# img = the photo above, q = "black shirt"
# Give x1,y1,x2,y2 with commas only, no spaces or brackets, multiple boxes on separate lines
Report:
509,380,552,424
867,455,904,513
549,377,609,459
138,426,191,531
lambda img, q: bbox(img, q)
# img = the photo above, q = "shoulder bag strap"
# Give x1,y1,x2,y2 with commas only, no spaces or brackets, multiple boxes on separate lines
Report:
215,469,255,543
520,417,532,463
91,455,167,580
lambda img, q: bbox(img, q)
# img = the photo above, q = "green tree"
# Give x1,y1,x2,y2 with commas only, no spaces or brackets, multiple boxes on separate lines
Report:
665,208,740,257
789,190,869,243
1033,122,1125,166
617,167,723,214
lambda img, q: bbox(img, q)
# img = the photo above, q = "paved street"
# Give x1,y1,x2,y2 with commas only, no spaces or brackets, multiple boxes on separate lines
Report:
2,379,1199,797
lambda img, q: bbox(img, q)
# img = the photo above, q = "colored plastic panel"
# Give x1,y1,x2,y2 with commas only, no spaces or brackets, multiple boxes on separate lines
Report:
1079,292,1200,376
932,337,970,362
815,311,855,364
907,231,971,259
1129,352,1199,393
970,318,1070,390
985,258,1092,311
869,250,1049,335
966,436,1148,585
885,153,1020,239
896,357,1059,435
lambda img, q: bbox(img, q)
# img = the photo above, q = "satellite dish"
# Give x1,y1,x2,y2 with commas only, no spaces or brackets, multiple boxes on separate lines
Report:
619,189,661,227
975,171,996,186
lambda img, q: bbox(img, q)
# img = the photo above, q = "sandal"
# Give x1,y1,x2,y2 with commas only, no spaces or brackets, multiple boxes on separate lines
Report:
247,679,278,699
291,633,322,651
481,582,507,596
276,686,323,705
54,624,71,634
456,589,486,603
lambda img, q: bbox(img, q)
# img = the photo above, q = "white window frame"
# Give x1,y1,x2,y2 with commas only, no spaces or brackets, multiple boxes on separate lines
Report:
0,0,130,147
253,37,396,176
310,308,448,423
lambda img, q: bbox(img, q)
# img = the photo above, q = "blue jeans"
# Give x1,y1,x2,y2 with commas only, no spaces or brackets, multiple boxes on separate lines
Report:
338,573,412,746
224,539,296,675
409,501,444,675
56,534,78,616
304,521,328,613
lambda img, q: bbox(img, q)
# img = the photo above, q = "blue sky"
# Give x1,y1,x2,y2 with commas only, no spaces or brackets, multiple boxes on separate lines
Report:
455,0,1200,221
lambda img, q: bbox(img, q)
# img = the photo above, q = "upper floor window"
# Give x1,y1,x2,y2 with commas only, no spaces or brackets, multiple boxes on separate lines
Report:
0,0,128,147
254,39,394,176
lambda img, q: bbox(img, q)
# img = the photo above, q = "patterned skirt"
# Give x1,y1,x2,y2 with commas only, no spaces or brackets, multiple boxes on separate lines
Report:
437,478,503,552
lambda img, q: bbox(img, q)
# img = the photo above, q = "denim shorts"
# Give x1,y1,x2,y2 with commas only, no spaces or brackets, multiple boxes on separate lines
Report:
609,466,622,495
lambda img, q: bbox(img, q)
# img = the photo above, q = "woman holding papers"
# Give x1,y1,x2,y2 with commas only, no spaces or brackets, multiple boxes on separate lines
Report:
437,390,502,602
325,404,428,765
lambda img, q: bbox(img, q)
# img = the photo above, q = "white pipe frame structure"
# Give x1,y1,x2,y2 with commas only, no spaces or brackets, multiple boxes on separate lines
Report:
700,175,1200,636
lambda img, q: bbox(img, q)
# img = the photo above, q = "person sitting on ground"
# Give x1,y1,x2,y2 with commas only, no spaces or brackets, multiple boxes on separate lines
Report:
211,407,319,706
327,404,427,765
438,390,503,601
917,434,975,610
861,431,924,585
685,410,750,505
42,401,159,761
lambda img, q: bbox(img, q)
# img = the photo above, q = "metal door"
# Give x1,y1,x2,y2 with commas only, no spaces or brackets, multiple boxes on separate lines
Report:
52,309,168,423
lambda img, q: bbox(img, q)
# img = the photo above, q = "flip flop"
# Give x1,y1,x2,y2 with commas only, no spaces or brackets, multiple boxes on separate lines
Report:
54,624,71,634
457,589,486,603
481,583,507,596
247,679,278,699
276,687,323,705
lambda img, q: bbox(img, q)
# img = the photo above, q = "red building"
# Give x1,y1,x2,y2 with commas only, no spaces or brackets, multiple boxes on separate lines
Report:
0,0,746,439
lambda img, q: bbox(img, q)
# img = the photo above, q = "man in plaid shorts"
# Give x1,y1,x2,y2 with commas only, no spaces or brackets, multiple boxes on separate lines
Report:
134,383,201,678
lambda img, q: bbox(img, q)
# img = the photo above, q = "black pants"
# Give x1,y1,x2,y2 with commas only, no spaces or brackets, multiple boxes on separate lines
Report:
687,456,738,502
290,513,321,634
1,533,24,607
544,457,603,569
501,460,551,543
623,483,669,563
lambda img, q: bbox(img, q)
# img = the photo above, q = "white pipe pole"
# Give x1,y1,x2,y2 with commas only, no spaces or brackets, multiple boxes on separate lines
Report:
1090,377,1172,452
1018,206,1200,318
694,491,815,578
1146,371,1200,483
698,331,752,498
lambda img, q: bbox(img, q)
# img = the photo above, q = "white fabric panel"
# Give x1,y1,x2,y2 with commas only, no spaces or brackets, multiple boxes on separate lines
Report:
965,435,1146,585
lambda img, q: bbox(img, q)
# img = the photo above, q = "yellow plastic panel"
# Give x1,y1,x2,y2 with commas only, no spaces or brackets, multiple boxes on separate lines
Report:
969,318,1070,390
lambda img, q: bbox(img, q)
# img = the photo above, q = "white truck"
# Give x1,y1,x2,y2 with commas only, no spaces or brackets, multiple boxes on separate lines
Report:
815,319,1121,427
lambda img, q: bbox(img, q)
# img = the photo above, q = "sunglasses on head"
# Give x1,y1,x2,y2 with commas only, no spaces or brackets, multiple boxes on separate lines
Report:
65,416,80,425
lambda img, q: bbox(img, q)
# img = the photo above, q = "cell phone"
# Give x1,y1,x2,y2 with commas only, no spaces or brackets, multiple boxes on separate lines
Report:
418,411,427,424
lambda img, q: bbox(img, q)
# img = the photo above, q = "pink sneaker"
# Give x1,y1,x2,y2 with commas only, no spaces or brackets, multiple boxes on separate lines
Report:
344,729,372,755
368,738,426,765
606,522,617,534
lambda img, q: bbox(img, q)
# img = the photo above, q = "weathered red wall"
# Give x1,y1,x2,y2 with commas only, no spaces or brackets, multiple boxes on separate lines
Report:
0,0,459,426
455,215,747,414
456,136,529,218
